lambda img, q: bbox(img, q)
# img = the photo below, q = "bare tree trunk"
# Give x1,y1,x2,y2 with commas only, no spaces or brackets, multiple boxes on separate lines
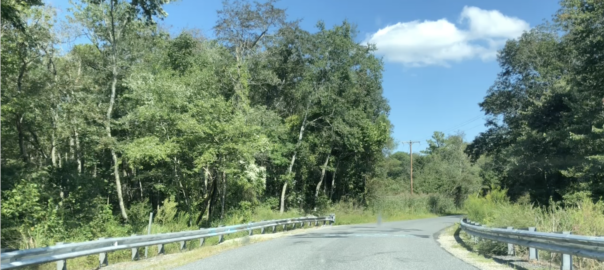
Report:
315,152,331,200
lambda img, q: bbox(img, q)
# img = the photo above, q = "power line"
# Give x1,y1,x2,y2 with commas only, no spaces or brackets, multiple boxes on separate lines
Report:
444,114,484,132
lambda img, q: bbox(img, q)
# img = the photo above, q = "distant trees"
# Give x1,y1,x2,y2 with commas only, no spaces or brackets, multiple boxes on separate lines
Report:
375,132,482,207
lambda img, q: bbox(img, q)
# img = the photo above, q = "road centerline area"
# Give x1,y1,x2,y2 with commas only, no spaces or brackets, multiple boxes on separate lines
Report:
175,216,477,270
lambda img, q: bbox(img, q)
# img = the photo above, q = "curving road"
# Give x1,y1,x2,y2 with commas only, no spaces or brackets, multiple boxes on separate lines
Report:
175,215,477,270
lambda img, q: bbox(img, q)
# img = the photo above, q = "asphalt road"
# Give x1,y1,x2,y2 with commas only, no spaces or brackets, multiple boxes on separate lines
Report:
175,215,476,270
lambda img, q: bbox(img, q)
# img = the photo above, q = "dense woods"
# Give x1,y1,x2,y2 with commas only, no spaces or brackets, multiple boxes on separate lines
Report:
465,0,604,205
1,0,393,248
2,0,603,257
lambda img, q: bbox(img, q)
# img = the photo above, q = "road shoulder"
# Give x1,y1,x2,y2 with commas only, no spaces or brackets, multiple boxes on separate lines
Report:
436,224,546,270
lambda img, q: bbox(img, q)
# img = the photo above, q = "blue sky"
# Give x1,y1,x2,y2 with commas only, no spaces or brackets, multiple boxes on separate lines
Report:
47,0,561,153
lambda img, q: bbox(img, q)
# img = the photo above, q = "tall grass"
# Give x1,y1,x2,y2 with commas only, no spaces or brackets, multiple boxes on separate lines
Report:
464,188,604,270
328,193,459,225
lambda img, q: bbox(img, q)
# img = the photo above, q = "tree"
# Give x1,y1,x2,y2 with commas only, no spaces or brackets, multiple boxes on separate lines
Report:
70,0,162,220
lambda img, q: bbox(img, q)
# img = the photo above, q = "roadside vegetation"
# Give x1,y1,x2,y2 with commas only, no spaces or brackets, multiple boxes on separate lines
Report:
464,188,604,270
459,0,604,269
2,0,603,269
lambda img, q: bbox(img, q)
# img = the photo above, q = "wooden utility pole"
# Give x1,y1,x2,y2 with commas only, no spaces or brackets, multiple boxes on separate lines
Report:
402,141,420,195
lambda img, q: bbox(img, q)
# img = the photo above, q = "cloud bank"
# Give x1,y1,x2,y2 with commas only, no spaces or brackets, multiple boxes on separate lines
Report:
365,6,529,67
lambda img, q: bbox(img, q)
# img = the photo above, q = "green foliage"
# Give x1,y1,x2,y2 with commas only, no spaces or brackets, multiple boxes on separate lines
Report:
156,196,178,225
464,189,604,269
466,0,604,204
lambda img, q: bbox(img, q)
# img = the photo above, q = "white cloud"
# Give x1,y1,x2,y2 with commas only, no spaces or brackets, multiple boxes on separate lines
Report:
365,6,529,67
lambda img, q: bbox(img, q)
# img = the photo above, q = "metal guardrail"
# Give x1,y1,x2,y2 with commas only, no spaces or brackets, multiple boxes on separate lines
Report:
1,214,335,270
460,218,604,270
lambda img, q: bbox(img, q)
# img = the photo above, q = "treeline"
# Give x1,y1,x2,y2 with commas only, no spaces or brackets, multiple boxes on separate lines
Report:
465,0,604,205
1,0,391,248
374,132,482,209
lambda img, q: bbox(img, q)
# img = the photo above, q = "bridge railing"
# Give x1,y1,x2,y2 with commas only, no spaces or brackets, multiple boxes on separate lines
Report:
460,218,604,270
1,214,335,270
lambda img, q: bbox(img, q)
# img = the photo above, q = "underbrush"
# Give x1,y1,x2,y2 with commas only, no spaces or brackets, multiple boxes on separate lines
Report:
328,193,460,225
464,187,604,270
8,192,461,270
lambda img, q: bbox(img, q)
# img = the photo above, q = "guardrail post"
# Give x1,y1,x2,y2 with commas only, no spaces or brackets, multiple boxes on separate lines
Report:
261,226,266,234
468,222,476,242
561,231,572,270
56,242,67,270
272,225,276,233
218,225,225,243
199,228,206,247
282,224,287,231
180,240,187,251
315,220,319,226
323,220,326,226
292,222,297,229
506,227,515,255
131,235,139,261
98,238,109,267
157,242,165,255
475,223,481,243
529,227,538,261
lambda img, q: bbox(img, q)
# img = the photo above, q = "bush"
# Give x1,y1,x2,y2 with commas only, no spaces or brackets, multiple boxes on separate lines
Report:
428,194,455,214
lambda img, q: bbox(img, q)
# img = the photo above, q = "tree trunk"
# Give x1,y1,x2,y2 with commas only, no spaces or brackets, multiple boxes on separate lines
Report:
220,171,226,220
51,110,58,167
315,152,331,200
51,131,57,167
207,173,219,224
280,107,309,214
75,128,82,174
107,65,128,221
330,160,338,200
16,114,28,163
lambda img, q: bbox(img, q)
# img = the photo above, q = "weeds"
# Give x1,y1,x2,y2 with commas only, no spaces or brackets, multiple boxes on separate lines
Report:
464,188,604,270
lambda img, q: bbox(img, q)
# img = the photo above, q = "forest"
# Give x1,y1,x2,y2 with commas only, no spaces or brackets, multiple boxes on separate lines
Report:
1,0,602,258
